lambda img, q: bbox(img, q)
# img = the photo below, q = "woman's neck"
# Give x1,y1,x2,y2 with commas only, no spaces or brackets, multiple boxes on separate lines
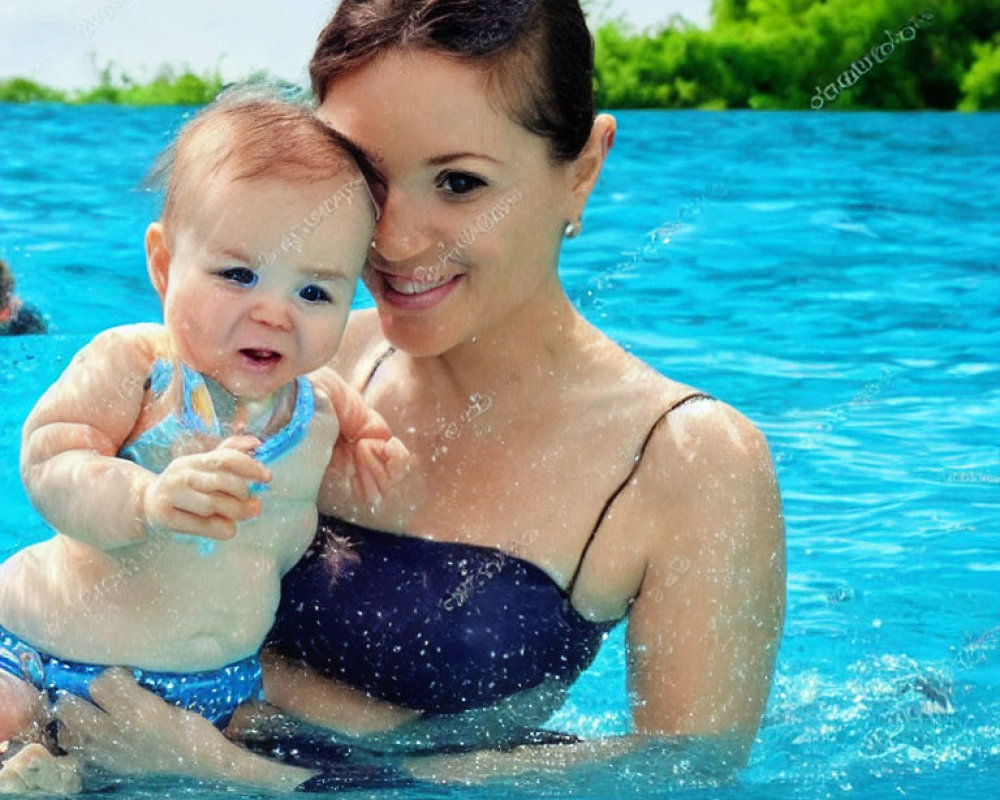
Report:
410,281,596,405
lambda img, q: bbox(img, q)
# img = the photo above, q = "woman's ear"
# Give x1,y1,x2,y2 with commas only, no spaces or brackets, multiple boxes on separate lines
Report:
570,113,617,206
145,222,171,301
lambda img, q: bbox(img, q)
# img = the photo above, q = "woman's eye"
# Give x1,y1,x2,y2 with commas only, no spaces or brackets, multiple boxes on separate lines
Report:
299,284,331,303
438,172,486,197
219,267,258,286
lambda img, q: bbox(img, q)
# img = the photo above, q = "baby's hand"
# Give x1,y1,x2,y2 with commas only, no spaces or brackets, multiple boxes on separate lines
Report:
142,435,271,540
311,367,411,505
342,434,410,506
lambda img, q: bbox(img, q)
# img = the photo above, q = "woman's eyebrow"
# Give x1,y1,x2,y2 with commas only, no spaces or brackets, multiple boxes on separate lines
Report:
426,152,501,167
331,129,381,164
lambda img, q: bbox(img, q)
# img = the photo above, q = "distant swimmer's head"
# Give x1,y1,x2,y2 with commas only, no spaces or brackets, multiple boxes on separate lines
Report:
143,90,379,400
0,259,14,310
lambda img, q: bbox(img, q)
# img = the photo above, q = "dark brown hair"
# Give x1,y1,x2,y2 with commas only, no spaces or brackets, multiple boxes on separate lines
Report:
150,88,380,231
310,0,596,162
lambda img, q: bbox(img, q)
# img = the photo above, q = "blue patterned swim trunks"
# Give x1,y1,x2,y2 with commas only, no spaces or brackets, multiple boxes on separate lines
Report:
0,624,264,728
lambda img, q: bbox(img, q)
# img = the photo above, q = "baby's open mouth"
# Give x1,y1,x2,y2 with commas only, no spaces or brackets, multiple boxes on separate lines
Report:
240,348,282,364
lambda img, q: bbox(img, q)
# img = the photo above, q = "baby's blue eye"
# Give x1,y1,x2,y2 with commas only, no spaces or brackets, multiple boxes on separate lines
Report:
299,284,331,303
219,267,258,286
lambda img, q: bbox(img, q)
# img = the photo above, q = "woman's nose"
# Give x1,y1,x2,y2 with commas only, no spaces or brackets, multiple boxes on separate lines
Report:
371,189,434,263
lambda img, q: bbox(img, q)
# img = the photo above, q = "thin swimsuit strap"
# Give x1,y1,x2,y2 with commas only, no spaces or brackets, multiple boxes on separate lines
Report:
358,346,713,598
361,345,397,394
564,391,716,597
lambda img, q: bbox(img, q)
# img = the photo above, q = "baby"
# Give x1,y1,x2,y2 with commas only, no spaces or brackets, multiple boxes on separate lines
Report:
0,92,401,791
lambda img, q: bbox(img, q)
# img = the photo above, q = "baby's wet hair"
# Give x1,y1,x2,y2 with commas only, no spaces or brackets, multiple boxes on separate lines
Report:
147,86,379,235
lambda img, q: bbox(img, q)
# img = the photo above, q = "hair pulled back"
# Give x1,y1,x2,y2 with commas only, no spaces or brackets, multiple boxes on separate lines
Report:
310,0,595,162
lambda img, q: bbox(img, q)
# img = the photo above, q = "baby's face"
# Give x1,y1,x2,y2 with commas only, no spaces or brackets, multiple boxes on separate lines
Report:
156,171,373,399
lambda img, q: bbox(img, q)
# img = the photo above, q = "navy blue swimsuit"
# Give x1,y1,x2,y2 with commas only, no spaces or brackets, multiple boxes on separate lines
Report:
269,349,713,715
271,519,618,714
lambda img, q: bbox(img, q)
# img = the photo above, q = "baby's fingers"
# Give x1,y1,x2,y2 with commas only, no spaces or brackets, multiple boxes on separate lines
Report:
217,434,262,454
380,436,411,484
188,469,257,504
173,486,262,525
148,506,242,540
200,447,272,486
355,463,382,507
349,443,390,505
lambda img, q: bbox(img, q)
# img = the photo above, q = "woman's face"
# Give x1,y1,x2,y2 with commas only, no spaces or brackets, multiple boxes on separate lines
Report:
318,49,579,356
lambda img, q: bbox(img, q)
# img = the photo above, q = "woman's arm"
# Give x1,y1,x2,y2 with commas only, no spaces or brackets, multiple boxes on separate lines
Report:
259,649,420,737
53,669,316,792
53,668,424,793
402,734,740,785
627,398,785,759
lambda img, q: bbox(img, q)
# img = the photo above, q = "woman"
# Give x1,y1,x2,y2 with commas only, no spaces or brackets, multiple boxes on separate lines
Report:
51,0,785,790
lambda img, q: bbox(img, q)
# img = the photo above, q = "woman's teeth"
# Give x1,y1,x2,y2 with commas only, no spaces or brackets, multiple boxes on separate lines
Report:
384,273,453,295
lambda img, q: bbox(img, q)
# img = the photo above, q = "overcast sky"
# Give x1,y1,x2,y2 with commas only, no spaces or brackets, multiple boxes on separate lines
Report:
0,1,711,90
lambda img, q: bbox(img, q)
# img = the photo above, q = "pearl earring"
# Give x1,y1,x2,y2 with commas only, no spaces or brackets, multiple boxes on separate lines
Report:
564,220,582,239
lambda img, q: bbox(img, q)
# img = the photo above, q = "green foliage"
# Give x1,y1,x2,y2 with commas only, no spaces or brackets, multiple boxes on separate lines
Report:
592,0,1000,109
0,78,67,103
74,64,223,106
959,34,1000,110
1,63,224,107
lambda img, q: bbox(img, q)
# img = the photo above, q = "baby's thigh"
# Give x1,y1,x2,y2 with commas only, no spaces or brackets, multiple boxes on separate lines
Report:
0,672,45,744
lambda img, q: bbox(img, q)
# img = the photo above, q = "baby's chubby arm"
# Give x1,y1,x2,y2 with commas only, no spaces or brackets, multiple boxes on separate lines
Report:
20,325,269,550
20,325,157,549
309,366,409,508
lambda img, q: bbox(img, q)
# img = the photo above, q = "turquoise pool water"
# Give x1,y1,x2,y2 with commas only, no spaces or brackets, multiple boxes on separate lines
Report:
1,105,998,798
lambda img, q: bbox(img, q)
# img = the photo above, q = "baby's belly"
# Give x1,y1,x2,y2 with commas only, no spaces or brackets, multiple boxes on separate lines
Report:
0,535,281,672
237,499,318,562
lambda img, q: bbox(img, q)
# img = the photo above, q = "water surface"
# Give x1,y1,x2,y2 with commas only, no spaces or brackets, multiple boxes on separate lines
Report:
1,105,998,798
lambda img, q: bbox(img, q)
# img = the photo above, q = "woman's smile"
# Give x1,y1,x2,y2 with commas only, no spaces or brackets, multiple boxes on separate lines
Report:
370,265,465,311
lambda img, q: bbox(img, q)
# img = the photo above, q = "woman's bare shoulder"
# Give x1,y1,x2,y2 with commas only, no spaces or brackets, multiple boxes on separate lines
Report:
596,339,773,508
637,383,779,549
643,382,772,485
329,308,388,387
